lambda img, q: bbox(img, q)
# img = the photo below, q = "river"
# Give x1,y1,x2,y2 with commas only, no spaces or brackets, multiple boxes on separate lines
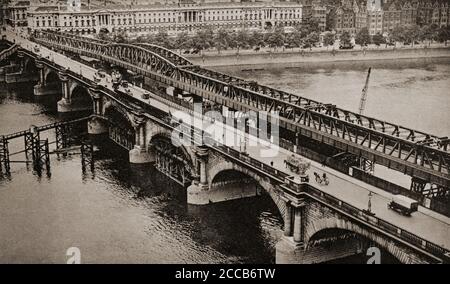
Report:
0,57,449,263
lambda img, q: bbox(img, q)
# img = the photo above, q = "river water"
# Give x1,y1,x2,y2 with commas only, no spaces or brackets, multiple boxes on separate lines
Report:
0,57,449,263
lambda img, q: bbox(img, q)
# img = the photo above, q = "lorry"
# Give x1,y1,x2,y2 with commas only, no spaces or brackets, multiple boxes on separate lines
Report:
388,195,419,216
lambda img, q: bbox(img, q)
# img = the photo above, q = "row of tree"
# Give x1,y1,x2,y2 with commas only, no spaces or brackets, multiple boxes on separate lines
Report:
98,20,324,52
97,22,450,53
352,24,450,48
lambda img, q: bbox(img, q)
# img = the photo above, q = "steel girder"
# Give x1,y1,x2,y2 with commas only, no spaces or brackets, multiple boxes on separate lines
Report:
32,30,450,188
136,43,193,67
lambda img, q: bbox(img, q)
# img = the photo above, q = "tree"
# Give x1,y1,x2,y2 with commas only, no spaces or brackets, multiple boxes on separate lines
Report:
249,30,264,48
355,27,371,47
372,33,386,46
214,28,231,53
174,31,191,53
404,25,420,46
235,28,250,51
112,32,129,43
98,28,110,41
340,31,352,47
286,29,303,48
154,30,172,49
192,28,214,51
264,26,285,50
323,32,335,49
391,26,406,45
437,26,450,45
304,32,320,49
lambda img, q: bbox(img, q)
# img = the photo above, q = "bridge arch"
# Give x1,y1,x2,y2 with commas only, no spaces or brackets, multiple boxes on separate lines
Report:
208,161,287,220
69,84,93,112
103,101,135,129
304,217,423,264
150,134,195,185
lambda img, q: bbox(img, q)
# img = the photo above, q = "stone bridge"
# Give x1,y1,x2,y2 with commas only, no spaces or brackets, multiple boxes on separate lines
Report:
0,38,449,264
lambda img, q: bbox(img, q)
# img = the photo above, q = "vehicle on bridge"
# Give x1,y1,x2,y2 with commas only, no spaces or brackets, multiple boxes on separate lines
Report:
388,195,419,216
111,70,122,89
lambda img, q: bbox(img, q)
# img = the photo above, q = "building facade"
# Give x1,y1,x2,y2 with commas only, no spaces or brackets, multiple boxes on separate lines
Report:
27,1,303,35
3,0,29,27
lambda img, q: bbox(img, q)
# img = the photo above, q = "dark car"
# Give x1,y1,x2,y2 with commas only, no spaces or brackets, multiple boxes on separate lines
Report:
191,49,200,54
121,80,129,88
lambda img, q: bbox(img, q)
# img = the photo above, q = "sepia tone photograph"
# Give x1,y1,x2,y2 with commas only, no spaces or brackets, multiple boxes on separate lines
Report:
0,0,449,268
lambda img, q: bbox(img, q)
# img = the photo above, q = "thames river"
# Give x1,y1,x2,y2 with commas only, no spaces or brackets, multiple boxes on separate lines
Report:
0,57,449,263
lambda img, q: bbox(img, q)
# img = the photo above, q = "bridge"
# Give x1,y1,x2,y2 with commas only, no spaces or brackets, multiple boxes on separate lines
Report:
1,29,449,264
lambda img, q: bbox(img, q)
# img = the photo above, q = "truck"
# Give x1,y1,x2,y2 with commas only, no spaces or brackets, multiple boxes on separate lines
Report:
388,195,419,216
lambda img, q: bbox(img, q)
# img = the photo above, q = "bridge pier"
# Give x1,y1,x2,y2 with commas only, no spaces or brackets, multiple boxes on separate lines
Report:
187,146,212,204
129,115,154,164
56,70,72,112
33,58,60,96
87,86,108,135
276,200,307,263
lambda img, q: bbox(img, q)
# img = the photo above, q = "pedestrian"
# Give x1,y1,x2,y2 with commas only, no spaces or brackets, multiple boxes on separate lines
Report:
270,161,274,167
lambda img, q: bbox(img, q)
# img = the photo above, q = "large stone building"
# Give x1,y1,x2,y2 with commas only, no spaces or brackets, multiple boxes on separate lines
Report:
367,0,382,35
26,0,304,35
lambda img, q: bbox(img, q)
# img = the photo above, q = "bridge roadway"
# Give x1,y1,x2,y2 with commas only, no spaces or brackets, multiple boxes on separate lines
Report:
4,29,450,253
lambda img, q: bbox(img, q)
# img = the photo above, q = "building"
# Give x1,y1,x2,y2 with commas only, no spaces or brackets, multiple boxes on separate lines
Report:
333,0,367,35
382,0,401,33
2,0,29,27
301,0,327,31
367,0,382,35
27,0,304,35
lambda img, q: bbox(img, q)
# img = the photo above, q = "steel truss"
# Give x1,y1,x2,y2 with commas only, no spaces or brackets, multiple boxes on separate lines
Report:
32,30,450,190
151,138,192,186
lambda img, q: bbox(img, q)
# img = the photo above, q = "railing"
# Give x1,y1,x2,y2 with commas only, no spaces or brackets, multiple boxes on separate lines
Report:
1,117,89,140
0,43,19,62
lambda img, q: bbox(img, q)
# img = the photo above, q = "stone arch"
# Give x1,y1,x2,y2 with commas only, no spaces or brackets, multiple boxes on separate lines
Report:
304,216,427,264
103,100,135,129
44,69,61,87
149,132,195,175
69,84,93,112
208,161,287,220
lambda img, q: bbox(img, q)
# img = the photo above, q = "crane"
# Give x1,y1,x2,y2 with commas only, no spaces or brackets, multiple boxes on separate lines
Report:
358,67,372,115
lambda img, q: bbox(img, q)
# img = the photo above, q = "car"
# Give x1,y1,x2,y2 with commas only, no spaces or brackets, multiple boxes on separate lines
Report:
97,70,106,78
33,45,40,52
388,195,419,217
183,50,190,54
141,92,150,99
191,49,200,54
121,80,129,88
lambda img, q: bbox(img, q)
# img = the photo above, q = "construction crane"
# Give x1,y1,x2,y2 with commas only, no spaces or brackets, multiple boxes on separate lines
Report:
358,67,372,115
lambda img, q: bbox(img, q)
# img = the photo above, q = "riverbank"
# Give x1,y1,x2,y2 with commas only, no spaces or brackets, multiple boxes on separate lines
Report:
186,46,450,68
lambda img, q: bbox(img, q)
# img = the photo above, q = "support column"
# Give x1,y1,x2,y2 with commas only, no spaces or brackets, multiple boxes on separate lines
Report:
283,200,293,237
56,69,72,112
293,206,304,243
87,85,108,135
187,146,211,205
276,200,307,264
129,113,154,164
